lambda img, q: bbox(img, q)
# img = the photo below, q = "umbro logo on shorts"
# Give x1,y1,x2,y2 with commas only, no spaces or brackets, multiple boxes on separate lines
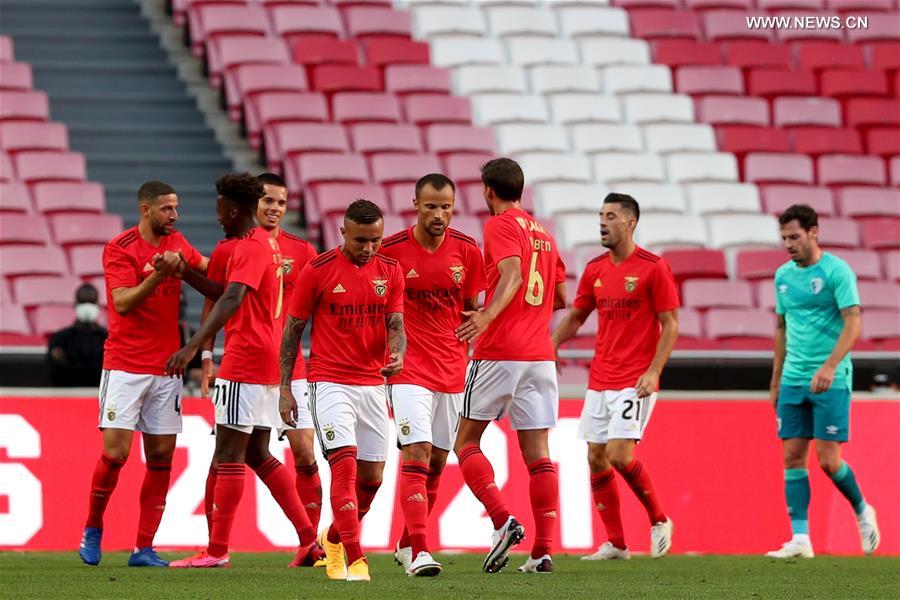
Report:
332,283,346,294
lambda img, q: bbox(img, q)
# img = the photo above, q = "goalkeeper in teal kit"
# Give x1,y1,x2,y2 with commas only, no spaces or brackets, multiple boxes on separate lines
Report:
766,204,880,558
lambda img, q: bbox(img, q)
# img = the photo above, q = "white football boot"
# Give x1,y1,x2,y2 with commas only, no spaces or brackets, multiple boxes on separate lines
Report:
650,518,674,558
857,504,880,555
581,542,631,561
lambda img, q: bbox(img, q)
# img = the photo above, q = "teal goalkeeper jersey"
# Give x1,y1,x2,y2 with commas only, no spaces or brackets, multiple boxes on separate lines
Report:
775,252,859,391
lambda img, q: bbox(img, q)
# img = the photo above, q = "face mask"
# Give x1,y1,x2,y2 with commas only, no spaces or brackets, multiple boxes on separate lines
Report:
75,302,100,323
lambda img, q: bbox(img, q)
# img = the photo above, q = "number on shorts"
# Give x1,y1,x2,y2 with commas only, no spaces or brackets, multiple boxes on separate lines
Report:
622,399,642,421
524,251,545,307
174,394,182,415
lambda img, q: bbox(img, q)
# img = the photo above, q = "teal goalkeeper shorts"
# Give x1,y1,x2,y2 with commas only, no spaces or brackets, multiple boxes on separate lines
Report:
777,385,851,442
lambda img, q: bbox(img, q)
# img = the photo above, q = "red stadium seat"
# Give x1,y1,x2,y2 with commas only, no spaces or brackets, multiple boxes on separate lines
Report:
845,12,900,44
757,0,826,9
311,65,382,94
370,153,441,185
892,156,900,187
818,216,860,248
662,249,728,285
760,184,835,215
745,153,814,185
384,65,453,96
0,182,31,214
0,245,67,278
828,0,894,11
363,39,430,68
860,310,900,349
820,69,890,99
13,275,81,308
696,96,769,126
404,95,471,126
0,303,31,336
50,214,123,247
32,182,105,214
830,249,883,281
13,151,86,183
309,182,386,227
675,66,743,96
866,128,900,157
860,217,900,249
0,90,49,121
817,155,886,187
0,35,13,62
0,122,68,154
716,126,791,156
188,4,269,58
224,63,307,122
446,214,483,245
682,279,753,310
629,9,702,40
68,245,105,278
722,40,792,70
859,281,900,311
869,42,900,72
0,150,14,181
264,122,349,170
652,40,722,68
245,91,328,150
345,7,413,40
736,249,788,280
747,69,818,99
704,11,773,42
0,213,50,245
31,305,86,337
349,124,423,155
425,125,494,156
773,97,842,128
332,92,400,124
796,41,865,72
837,187,900,218
445,153,495,186
291,37,357,69
207,36,290,89
386,183,419,216
0,62,32,90
845,98,900,128
0,277,9,303
705,308,775,350
792,127,862,156
883,250,900,281
268,6,343,45
756,279,777,312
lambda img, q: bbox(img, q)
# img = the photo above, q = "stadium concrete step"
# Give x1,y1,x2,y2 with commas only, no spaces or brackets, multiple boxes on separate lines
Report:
69,129,221,155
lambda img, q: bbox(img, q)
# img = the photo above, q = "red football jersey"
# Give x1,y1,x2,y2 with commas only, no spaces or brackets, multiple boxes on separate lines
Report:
102,227,202,375
217,227,284,385
573,247,680,391
288,249,404,386
207,237,239,285
380,227,486,393
277,229,318,381
473,207,566,361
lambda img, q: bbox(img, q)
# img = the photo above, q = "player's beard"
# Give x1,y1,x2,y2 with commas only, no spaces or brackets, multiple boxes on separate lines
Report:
152,218,174,236
427,221,446,237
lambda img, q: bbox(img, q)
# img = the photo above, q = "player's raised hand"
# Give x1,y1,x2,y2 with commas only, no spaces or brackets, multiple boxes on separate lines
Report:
635,368,659,399
380,352,403,377
456,309,491,342
279,385,298,427
165,345,197,378
810,364,835,394
153,251,181,277
200,357,214,398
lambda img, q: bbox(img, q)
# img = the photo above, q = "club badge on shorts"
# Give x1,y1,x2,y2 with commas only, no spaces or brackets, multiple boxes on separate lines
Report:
372,279,387,297
625,275,639,293
398,418,411,437
323,424,336,442
105,402,118,422
450,265,464,284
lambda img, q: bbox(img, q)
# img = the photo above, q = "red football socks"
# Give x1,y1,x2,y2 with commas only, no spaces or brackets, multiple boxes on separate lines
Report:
399,461,430,556
356,478,382,522
399,466,443,549
207,463,245,557
135,461,171,549
591,468,626,549
294,463,322,531
327,447,363,564
254,457,315,545
527,458,558,559
458,444,510,530
85,452,125,529
618,459,666,525
204,464,217,534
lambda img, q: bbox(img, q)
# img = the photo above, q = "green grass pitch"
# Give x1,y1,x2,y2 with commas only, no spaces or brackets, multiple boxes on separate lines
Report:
2,552,897,599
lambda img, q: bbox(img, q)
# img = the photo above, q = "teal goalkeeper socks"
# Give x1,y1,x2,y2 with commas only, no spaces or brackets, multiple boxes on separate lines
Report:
829,462,867,515
785,469,810,535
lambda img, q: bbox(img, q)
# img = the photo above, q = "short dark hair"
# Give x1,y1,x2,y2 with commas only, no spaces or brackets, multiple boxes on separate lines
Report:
216,172,264,208
138,181,176,204
415,173,455,197
256,172,287,189
344,199,383,225
75,283,98,304
779,203,818,230
602,193,640,222
481,157,524,201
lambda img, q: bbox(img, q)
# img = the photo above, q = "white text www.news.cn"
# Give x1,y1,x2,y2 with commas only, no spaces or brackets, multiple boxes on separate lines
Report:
746,16,869,30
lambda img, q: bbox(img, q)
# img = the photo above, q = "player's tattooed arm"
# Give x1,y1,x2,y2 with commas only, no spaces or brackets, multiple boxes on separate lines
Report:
381,312,406,377
811,305,861,394
279,315,308,388
770,314,787,408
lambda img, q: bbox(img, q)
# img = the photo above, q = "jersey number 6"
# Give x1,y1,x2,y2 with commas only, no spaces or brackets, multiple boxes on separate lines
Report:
524,251,545,307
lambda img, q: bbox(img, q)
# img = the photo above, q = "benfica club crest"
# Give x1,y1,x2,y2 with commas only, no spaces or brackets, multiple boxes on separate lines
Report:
372,279,387,297
450,265,464,284
624,276,639,293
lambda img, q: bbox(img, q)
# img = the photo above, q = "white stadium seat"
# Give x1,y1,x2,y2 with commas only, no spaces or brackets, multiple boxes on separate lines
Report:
609,182,687,214
557,212,604,248
496,124,569,155
556,6,630,39
529,66,601,95
707,214,781,249
593,153,665,184
455,65,527,95
667,152,738,183
580,38,651,68
472,94,548,125
548,93,622,125
507,38,579,67
517,153,592,184
534,182,608,217
487,7,558,38
637,214,708,248
643,123,716,154
624,93,695,124
430,37,505,67
413,6,487,38
572,124,643,154
686,183,761,215
601,65,672,95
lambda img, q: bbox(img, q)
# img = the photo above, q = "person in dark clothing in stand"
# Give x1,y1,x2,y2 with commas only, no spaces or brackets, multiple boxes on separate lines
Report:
47,283,108,387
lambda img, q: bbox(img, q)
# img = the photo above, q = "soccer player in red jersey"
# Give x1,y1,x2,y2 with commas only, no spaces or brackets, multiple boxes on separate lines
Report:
453,158,567,574
380,173,486,576
280,200,406,582
79,181,208,567
553,193,679,560
256,172,323,539
165,174,319,569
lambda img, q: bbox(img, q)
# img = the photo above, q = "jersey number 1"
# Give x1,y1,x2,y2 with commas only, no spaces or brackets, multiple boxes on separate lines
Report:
524,251,545,307
274,265,284,319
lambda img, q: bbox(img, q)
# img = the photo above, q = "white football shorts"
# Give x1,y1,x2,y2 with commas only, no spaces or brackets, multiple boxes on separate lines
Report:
578,388,658,444
461,360,558,431
278,378,314,436
211,377,279,434
388,384,462,451
308,381,389,462
98,369,183,434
